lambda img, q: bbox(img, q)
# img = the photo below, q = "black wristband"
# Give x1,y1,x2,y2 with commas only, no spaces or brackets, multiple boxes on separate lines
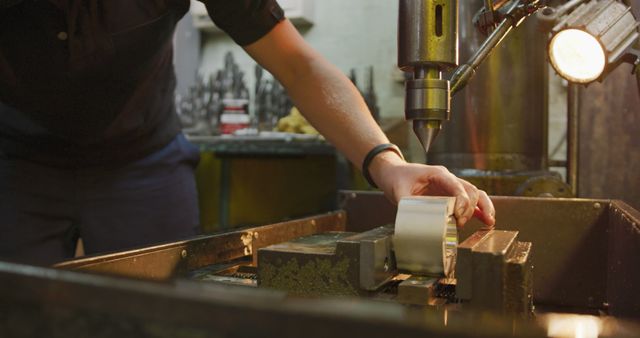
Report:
362,143,404,189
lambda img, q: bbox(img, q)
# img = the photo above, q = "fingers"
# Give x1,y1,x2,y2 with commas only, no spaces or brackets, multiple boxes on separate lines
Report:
382,163,496,228
476,190,496,227
457,180,479,226
426,167,474,227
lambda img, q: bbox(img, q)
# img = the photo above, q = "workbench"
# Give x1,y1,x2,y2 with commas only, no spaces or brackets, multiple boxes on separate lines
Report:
189,135,340,232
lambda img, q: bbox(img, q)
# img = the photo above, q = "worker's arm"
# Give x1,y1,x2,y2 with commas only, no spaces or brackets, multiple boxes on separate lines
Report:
243,20,495,227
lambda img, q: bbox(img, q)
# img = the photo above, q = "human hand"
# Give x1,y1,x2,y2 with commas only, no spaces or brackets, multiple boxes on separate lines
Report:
368,151,495,228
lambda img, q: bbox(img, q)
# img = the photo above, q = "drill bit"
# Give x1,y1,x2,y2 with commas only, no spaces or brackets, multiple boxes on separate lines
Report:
413,119,442,162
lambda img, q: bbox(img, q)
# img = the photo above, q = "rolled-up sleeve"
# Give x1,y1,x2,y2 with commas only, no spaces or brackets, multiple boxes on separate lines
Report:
199,0,285,46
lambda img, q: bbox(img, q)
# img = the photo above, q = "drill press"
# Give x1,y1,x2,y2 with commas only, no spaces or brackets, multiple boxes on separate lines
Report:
399,0,545,160
398,0,458,157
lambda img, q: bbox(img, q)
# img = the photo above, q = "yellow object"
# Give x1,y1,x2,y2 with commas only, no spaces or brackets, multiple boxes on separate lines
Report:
276,107,319,135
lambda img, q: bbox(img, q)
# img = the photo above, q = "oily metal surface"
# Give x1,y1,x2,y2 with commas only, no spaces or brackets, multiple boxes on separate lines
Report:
56,211,347,280
257,226,396,296
0,261,551,338
606,200,640,320
2,260,639,337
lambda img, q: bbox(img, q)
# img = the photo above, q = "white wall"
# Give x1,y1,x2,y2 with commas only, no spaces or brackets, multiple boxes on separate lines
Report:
198,0,404,119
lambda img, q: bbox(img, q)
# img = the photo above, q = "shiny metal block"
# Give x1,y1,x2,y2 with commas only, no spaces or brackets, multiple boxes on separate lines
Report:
455,229,533,315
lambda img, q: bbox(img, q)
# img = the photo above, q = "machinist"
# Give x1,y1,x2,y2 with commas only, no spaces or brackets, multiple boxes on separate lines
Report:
0,1,495,266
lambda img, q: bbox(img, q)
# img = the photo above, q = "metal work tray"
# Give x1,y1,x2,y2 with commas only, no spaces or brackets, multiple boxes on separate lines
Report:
1,191,639,337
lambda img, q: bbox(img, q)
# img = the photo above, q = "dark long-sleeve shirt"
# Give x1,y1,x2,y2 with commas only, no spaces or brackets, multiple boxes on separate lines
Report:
0,0,284,167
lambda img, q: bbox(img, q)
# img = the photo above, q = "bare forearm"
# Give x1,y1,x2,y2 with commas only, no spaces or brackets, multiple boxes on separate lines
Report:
244,20,391,168
281,56,388,167
242,20,494,225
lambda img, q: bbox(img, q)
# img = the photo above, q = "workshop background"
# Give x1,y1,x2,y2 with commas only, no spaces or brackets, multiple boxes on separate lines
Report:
173,0,640,233
4,1,640,336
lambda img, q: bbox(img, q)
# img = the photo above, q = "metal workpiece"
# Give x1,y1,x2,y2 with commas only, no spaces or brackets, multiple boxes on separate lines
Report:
398,0,459,71
454,229,533,315
257,226,396,296
393,196,458,277
397,275,438,305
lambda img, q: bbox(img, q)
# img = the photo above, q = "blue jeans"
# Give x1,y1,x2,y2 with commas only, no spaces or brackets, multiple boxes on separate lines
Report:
0,134,201,266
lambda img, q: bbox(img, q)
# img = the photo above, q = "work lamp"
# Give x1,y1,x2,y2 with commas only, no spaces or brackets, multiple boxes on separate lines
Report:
546,0,640,84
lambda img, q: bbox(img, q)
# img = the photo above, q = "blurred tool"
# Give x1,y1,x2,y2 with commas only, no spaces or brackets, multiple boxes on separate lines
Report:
254,65,293,131
176,52,250,135
218,53,251,134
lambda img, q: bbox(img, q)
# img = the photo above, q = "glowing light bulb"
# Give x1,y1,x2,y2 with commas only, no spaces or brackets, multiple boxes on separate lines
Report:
549,29,606,83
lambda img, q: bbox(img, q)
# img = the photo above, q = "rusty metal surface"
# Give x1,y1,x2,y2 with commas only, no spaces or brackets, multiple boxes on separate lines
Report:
577,32,640,210
257,226,396,296
607,201,640,320
257,232,360,297
0,260,562,338
2,260,639,337
463,197,610,310
2,191,640,336
56,211,346,280
504,241,533,316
